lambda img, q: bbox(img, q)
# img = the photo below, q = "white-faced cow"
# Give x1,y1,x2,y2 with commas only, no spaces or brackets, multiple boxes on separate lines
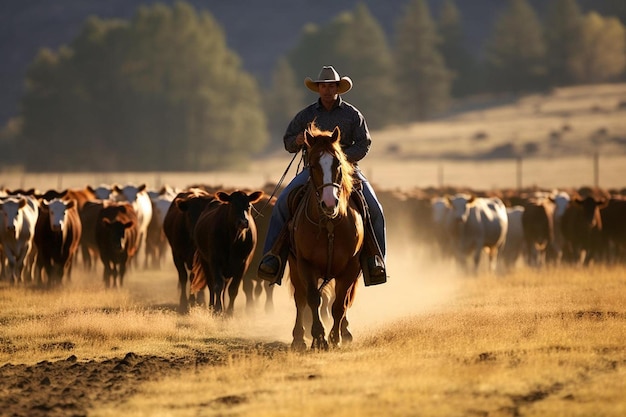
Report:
0,195,39,284
112,184,153,269
191,190,264,315
521,197,555,268
445,193,508,274
34,198,82,286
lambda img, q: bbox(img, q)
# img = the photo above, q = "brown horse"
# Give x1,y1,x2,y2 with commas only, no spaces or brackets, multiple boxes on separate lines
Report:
289,123,365,351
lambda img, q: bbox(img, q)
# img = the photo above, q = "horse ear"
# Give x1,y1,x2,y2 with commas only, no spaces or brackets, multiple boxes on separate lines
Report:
331,126,340,143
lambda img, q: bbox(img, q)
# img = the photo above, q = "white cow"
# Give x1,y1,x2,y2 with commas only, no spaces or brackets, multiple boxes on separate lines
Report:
445,194,508,274
550,190,571,264
0,195,39,284
501,205,525,272
145,186,177,268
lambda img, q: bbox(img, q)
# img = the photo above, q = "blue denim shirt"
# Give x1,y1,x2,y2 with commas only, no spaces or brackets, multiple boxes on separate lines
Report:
283,97,371,164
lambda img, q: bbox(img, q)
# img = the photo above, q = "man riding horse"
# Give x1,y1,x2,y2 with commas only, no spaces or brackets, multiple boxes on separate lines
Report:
257,65,387,286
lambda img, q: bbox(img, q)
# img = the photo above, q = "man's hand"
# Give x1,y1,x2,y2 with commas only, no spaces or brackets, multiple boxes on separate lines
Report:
295,132,305,146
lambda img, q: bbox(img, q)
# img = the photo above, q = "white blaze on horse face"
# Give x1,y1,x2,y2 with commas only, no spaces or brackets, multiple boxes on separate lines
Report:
319,152,339,209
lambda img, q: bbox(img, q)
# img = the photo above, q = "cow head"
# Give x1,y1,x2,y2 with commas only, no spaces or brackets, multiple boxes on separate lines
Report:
215,190,264,238
0,197,27,234
42,198,75,232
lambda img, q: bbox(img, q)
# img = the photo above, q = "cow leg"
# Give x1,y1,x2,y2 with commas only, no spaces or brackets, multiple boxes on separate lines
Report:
264,282,274,314
173,257,189,314
241,274,255,313
119,261,127,287
226,274,243,317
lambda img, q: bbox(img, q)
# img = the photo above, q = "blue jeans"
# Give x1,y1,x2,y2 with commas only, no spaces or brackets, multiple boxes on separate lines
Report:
262,167,386,258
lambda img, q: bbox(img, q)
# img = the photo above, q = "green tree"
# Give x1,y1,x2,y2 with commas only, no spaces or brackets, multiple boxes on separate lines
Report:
286,3,398,129
393,0,452,121
263,57,305,152
437,0,475,96
544,0,584,86
484,0,547,92
568,12,626,83
18,1,267,172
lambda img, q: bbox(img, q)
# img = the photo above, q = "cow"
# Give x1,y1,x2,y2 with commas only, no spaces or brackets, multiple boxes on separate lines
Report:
241,192,276,313
550,190,571,264
34,198,82,286
95,202,139,288
599,197,626,264
560,195,608,265
163,188,215,314
521,197,555,268
445,193,508,274
145,186,176,269
0,195,39,284
112,184,153,269
501,205,525,272
191,189,264,315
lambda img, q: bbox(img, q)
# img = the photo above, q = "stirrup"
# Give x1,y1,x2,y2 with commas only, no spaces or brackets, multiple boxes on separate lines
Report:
257,254,283,286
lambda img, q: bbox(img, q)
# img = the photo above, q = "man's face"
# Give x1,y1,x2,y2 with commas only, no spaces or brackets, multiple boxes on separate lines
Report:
318,82,339,105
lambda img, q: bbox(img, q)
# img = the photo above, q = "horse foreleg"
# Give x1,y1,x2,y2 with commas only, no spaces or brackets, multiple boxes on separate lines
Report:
306,279,327,351
329,280,351,348
290,266,307,351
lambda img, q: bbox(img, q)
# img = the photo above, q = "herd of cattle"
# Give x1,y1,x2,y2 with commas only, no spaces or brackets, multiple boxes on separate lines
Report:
1,181,625,314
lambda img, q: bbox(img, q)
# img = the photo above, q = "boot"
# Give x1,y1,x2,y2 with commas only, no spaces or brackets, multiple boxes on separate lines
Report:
351,189,387,286
257,226,290,286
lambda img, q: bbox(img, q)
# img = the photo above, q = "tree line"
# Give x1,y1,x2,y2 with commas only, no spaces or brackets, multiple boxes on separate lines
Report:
1,0,624,172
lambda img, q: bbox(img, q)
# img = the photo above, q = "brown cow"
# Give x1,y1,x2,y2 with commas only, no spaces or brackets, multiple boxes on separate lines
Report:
241,191,277,313
34,197,82,286
95,202,139,288
162,188,215,314
191,190,264,315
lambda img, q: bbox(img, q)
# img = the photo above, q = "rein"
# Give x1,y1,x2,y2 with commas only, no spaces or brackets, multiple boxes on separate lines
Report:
252,149,303,220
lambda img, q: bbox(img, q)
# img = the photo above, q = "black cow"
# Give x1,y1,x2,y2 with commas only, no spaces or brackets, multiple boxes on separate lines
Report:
191,190,264,315
560,196,607,265
162,188,215,314
95,202,139,288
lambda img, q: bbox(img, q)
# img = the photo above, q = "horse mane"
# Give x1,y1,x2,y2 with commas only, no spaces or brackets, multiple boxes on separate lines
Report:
306,123,354,215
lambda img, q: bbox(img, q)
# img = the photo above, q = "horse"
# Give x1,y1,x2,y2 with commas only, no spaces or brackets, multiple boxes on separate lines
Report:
288,123,365,351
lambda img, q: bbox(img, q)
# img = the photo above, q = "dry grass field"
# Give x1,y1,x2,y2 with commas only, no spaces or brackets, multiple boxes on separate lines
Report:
2,83,626,416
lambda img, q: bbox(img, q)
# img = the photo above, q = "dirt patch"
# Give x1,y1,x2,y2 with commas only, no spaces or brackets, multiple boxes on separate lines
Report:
0,342,288,417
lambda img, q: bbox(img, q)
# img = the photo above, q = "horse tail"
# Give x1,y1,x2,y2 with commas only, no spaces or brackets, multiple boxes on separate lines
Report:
190,250,206,294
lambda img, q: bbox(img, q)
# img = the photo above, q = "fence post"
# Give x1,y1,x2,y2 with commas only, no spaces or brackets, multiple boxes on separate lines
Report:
516,156,522,191
593,151,599,188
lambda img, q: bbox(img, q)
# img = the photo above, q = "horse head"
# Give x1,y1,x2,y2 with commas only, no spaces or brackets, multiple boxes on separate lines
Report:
304,122,354,219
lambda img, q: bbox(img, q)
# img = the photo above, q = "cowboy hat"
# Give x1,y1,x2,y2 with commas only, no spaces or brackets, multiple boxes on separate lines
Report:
304,66,353,94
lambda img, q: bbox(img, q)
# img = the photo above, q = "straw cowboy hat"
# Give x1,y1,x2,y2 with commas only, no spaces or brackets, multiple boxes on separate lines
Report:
304,66,353,94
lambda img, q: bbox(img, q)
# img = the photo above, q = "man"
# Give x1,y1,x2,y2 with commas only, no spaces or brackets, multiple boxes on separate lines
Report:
258,65,387,286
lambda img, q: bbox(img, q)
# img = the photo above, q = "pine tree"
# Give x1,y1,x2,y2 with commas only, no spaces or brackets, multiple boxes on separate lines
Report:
286,3,397,129
393,0,452,121
544,0,584,86
263,57,305,152
437,0,475,97
484,0,547,93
